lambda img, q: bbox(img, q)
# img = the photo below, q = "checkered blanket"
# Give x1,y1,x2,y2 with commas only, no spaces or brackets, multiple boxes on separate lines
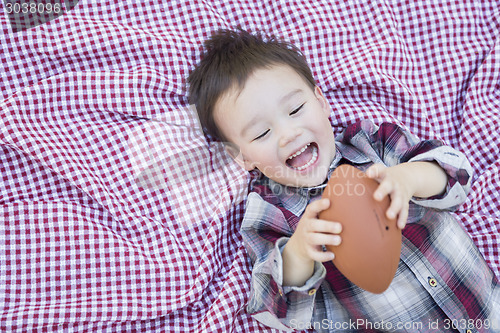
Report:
1,1,498,331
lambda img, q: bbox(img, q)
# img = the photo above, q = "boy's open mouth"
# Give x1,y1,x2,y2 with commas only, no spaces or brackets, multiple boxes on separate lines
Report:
286,142,319,171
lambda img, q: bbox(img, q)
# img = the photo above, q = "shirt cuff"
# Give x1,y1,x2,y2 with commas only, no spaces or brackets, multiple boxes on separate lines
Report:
407,145,472,209
273,237,326,295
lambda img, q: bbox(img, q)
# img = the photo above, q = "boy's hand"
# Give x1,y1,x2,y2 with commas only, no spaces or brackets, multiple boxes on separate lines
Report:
366,163,415,229
289,198,342,262
282,198,342,286
366,162,448,229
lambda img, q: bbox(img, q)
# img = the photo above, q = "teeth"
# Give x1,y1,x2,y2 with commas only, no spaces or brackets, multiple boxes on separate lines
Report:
288,143,310,160
295,146,318,171
286,143,318,171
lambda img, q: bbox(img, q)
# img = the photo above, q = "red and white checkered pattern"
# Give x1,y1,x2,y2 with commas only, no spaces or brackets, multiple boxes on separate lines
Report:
0,0,498,331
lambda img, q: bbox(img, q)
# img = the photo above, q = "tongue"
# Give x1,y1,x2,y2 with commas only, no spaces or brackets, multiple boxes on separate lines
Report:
288,145,313,168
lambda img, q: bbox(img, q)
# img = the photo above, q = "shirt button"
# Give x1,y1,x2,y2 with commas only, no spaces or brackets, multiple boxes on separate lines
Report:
466,330,472,333
428,277,438,287
278,289,283,296
308,288,317,296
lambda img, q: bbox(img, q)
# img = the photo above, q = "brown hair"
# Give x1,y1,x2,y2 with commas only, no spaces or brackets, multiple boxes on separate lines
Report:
187,28,316,142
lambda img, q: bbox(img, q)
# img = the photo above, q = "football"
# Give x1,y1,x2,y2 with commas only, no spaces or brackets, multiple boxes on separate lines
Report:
319,164,402,294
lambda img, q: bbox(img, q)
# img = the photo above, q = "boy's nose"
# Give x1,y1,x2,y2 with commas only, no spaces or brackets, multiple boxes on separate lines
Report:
279,128,302,147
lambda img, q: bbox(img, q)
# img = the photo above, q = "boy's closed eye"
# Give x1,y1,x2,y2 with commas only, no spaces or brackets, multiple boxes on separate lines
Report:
252,129,270,141
289,102,305,116
252,103,306,141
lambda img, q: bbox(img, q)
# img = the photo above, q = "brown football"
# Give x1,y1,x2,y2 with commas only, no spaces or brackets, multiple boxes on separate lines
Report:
319,164,402,294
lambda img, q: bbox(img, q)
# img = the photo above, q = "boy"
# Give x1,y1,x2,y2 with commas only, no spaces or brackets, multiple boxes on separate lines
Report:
188,29,499,332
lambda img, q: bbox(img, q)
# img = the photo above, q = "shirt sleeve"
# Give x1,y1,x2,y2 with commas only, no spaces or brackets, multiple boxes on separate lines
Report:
240,192,326,331
340,120,473,210
407,145,472,209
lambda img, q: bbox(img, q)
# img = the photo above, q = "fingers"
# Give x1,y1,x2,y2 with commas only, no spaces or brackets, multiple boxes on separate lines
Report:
309,218,342,234
373,178,393,202
397,205,409,229
288,231,339,263
376,179,409,228
302,198,342,234
367,164,393,202
366,163,387,182
386,191,409,228
305,218,343,262
302,198,330,218
297,200,343,262
309,238,340,262
367,163,409,229
306,232,342,247
384,185,402,219
310,247,336,263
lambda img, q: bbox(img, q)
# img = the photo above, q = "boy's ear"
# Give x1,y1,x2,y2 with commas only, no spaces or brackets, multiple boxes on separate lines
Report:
314,86,331,116
223,142,256,171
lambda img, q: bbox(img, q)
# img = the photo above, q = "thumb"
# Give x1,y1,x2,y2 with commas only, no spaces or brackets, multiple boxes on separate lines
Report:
303,198,330,218
365,163,387,181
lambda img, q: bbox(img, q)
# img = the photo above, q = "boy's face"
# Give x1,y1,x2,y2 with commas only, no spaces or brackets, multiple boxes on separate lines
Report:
214,64,336,187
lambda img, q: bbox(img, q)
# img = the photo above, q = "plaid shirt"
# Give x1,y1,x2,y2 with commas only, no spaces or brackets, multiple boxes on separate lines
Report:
241,120,500,333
